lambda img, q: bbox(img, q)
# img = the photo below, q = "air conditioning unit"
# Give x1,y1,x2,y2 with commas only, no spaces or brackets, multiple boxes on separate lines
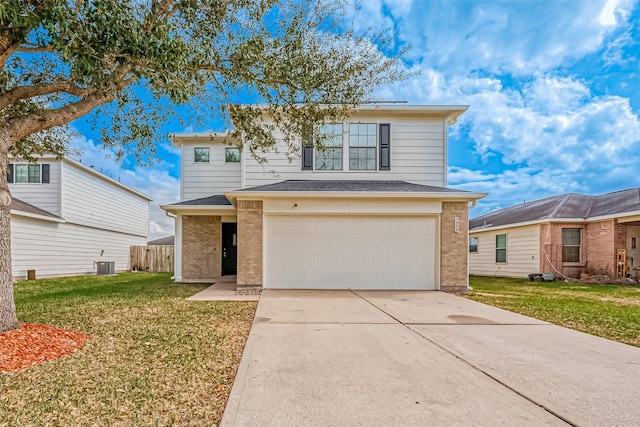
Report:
96,261,115,275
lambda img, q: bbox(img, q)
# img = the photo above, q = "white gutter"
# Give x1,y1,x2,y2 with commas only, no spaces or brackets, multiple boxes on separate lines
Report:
226,190,487,206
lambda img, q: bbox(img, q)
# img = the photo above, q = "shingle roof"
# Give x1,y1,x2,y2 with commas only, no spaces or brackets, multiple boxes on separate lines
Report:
147,235,174,245
470,188,640,230
237,180,467,193
168,195,232,206
10,197,62,220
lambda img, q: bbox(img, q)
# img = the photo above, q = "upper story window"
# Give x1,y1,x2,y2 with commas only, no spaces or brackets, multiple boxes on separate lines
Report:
495,234,507,263
194,147,210,163
314,124,343,171
469,237,478,253
225,147,240,163
302,123,391,172
8,163,50,184
562,228,581,263
349,124,377,170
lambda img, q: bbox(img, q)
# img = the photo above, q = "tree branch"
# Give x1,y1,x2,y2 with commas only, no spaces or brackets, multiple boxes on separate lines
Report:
0,90,114,149
0,81,91,112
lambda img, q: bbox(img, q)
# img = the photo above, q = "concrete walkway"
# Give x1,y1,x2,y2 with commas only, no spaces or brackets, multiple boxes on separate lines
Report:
221,290,640,426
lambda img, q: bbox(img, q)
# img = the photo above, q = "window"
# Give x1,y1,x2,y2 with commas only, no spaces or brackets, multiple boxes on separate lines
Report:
495,234,507,263
562,228,581,263
194,147,210,163
314,124,343,171
469,237,478,253
225,147,240,163
15,164,41,183
349,123,377,170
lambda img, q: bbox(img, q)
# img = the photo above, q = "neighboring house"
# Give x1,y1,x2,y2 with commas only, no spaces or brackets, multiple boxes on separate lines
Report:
468,189,640,279
161,104,486,293
147,235,175,246
8,156,152,280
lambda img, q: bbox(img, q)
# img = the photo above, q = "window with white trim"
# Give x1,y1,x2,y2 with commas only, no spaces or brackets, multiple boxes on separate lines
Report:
495,234,507,263
194,147,210,163
469,237,478,253
349,123,377,170
15,164,41,183
225,147,240,163
314,124,343,171
562,228,581,263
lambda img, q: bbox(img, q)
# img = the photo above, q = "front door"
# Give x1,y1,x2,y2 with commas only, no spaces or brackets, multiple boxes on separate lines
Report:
222,223,238,276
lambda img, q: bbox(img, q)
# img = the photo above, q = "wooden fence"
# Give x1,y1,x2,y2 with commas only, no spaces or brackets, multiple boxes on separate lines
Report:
130,245,174,273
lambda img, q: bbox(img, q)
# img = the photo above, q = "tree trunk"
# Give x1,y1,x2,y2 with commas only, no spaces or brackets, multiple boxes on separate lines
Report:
0,145,18,333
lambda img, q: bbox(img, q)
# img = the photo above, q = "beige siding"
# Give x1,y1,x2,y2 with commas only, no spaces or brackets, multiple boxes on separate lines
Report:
11,215,145,280
60,162,149,237
469,224,540,278
181,142,242,200
9,159,62,215
243,115,447,188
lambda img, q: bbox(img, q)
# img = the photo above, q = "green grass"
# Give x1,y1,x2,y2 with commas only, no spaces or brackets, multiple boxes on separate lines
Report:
467,276,640,347
0,273,257,426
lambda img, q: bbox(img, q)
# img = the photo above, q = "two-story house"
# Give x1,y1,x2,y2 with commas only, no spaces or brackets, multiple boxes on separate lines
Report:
161,104,486,293
8,156,152,280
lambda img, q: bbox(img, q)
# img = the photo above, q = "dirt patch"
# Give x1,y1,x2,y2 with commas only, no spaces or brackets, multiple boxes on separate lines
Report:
0,323,90,371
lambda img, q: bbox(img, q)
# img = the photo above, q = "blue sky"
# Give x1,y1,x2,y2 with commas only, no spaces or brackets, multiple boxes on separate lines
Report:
69,0,640,239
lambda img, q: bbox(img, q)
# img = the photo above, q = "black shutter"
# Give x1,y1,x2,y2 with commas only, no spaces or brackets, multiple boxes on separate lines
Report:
42,164,50,183
379,123,391,171
7,164,13,183
302,126,313,170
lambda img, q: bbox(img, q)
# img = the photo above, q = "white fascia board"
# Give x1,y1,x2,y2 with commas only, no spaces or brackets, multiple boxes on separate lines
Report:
469,217,587,233
11,210,66,223
159,204,236,216
226,190,487,206
168,132,233,147
587,210,640,223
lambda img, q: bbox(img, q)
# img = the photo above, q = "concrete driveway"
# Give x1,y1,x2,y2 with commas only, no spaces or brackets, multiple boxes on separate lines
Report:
221,290,640,426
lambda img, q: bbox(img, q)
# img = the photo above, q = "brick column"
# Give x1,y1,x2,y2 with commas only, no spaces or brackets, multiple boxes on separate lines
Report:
182,215,222,281
440,202,469,293
237,200,263,286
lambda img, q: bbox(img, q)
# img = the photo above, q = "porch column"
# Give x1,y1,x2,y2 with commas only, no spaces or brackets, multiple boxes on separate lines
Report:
440,201,469,293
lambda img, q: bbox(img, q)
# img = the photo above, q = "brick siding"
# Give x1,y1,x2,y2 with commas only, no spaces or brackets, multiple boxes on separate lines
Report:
440,202,469,293
237,200,263,286
539,220,625,278
182,215,221,280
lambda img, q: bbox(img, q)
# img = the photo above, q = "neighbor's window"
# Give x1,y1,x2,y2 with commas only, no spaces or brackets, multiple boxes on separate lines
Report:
315,123,343,171
562,228,581,263
469,237,478,253
15,164,41,183
225,147,240,163
349,123,377,170
194,147,210,163
495,234,507,263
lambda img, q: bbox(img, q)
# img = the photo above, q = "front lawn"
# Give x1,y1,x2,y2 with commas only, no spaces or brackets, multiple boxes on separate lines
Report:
467,276,640,347
0,273,257,426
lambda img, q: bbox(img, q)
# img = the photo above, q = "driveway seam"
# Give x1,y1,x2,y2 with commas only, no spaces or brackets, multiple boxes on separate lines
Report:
351,291,577,427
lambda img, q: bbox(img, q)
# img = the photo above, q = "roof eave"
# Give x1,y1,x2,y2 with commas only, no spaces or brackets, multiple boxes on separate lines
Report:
11,210,66,223
226,190,487,206
160,204,236,215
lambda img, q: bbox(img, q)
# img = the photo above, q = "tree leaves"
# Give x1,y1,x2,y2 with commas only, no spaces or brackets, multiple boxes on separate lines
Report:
0,0,407,162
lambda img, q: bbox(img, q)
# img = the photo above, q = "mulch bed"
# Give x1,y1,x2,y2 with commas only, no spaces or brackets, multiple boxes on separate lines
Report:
0,323,90,372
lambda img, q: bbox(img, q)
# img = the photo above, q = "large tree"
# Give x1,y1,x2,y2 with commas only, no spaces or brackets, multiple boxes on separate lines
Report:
0,0,405,332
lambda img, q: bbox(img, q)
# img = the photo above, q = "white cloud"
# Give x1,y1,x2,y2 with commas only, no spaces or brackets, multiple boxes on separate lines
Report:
356,0,633,75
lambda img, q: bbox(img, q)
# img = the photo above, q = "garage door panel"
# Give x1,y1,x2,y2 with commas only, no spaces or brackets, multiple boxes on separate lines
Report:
265,215,437,290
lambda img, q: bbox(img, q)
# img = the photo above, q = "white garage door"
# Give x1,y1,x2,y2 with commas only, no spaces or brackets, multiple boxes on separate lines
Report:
264,215,438,290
